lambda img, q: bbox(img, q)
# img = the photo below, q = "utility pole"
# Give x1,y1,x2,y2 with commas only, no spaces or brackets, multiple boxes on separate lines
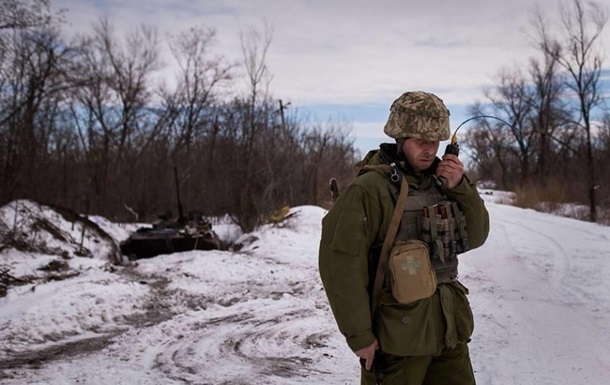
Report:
278,99,290,135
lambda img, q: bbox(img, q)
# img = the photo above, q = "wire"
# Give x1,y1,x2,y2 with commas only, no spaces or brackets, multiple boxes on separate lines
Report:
453,115,522,142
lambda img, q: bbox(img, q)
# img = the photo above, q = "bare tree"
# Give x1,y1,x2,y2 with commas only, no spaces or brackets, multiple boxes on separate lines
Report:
68,18,161,214
598,113,610,208
465,67,537,189
0,9,361,228
228,21,275,232
0,19,74,204
161,26,234,208
0,0,60,30
491,66,536,186
531,0,608,221
527,49,572,178
165,26,233,154
464,102,521,189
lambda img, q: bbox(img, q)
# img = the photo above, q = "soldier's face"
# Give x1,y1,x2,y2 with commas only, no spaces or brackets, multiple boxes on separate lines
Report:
402,137,440,171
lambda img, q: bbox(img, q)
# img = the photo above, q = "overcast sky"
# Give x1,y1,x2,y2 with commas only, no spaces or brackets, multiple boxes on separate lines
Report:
51,0,610,154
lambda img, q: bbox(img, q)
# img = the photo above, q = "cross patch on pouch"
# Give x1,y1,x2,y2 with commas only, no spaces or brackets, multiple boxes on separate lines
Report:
400,255,421,275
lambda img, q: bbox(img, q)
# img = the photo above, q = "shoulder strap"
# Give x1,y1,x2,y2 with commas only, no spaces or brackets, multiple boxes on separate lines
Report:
370,172,409,320
357,164,392,177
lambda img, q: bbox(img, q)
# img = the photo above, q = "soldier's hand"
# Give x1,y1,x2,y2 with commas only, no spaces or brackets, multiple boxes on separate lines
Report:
355,339,379,371
437,154,464,189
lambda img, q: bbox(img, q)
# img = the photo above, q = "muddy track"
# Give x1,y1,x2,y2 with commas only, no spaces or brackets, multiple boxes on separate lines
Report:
147,300,334,384
0,332,121,379
0,265,182,377
1,256,330,383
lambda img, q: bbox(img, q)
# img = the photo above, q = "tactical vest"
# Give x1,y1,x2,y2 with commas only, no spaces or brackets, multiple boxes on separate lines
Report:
393,175,468,283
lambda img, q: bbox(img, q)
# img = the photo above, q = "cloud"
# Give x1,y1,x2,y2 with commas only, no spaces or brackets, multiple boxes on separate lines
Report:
51,0,557,104
51,0,610,154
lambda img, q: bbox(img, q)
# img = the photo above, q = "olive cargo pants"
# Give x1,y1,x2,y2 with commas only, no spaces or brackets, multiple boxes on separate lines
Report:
361,342,475,385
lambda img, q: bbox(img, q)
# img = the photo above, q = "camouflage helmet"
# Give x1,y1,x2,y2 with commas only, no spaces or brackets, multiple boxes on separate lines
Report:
383,91,450,141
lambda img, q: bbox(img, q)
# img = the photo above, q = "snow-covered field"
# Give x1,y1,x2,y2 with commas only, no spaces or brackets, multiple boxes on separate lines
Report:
1,193,609,384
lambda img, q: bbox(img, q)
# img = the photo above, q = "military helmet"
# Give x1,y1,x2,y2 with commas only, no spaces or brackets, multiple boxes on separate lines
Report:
383,91,450,141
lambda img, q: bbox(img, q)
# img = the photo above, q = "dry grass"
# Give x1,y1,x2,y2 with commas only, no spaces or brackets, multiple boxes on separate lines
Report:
511,180,610,225
513,180,569,212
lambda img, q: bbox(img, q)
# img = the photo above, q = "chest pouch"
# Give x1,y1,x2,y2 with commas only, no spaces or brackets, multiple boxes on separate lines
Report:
388,239,437,304
420,201,468,262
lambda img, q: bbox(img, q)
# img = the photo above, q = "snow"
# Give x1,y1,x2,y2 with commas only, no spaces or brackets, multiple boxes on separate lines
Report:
1,196,609,384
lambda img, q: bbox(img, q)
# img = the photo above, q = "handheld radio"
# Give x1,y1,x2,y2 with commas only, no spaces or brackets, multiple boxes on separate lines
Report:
444,130,460,156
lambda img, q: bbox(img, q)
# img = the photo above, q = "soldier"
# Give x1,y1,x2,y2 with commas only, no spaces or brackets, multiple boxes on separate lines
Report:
318,91,490,384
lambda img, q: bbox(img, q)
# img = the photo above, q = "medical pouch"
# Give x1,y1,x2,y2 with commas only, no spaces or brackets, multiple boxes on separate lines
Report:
388,240,437,304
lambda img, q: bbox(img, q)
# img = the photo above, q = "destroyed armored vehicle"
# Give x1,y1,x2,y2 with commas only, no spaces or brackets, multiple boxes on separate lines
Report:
119,168,222,260
119,213,222,260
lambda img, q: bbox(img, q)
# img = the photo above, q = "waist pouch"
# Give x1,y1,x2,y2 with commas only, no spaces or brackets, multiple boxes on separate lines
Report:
388,240,437,304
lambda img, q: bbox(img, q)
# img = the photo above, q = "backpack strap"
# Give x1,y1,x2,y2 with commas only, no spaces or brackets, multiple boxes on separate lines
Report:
370,167,409,320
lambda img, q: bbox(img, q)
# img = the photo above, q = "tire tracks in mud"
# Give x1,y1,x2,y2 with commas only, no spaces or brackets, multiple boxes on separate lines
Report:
1,252,330,383
131,253,332,383
150,303,334,384
0,264,206,378
0,332,122,380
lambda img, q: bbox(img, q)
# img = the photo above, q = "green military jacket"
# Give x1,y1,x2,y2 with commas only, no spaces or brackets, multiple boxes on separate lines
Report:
318,143,490,356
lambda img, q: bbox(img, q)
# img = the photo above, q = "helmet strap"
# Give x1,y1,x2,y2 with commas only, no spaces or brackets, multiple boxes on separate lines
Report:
395,138,405,156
